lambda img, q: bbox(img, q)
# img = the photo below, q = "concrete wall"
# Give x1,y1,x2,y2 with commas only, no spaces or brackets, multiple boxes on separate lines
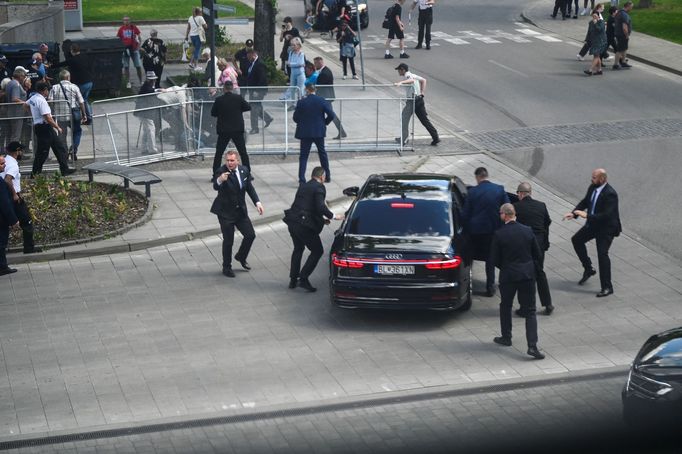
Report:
0,2,64,44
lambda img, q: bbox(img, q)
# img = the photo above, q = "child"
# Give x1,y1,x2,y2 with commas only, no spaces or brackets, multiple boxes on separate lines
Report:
303,9,315,38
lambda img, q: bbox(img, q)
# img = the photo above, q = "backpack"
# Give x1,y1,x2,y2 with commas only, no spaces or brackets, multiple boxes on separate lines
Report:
382,5,394,29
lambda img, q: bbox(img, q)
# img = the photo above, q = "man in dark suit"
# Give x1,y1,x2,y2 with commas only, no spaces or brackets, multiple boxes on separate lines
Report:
211,81,251,177
234,38,254,87
513,182,554,315
564,168,621,297
491,203,545,360
462,167,510,296
210,150,264,278
313,57,346,139
245,49,273,135
293,83,335,184
284,166,343,292
0,156,19,276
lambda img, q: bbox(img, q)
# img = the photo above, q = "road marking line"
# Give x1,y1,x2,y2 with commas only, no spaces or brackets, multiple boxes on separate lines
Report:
535,35,563,42
488,60,529,77
444,38,469,45
516,28,541,35
476,37,502,43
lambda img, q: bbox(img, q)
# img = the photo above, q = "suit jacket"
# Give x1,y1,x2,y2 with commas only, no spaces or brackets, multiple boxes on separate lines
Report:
514,196,551,251
245,57,269,98
293,93,335,139
285,179,334,233
574,183,622,237
315,66,336,101
0,178,18,227
490,221,540,284
210,165,260,222
211,91,251,135
462,180,510,235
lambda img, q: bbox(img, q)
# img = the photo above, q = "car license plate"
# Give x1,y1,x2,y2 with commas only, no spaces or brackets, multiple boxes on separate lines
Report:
375,264,415,275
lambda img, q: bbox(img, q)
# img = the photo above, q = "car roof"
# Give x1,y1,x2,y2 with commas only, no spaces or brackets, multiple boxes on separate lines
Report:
359,173,463,201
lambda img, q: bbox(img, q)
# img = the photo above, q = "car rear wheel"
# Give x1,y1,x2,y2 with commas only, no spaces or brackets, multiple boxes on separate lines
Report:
457,266,473,312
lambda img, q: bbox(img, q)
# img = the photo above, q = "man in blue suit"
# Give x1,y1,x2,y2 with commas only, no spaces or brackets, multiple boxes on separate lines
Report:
462,167,510,297
0,156,19,276
293,83,336,184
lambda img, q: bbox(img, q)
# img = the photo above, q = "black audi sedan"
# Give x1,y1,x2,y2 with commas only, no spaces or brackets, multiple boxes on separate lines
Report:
622,327,682,428
329,173,472,311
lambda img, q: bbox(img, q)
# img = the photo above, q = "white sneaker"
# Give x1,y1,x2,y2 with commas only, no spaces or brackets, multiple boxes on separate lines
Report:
342,75,347,80
126,81,132,89
577,54,584,61
604,55,613,60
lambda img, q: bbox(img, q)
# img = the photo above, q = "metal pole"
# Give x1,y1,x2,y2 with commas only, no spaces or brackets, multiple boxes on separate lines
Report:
355,0,365,88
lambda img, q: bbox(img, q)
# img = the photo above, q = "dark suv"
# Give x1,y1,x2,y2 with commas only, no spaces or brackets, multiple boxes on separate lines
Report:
329,173,472,311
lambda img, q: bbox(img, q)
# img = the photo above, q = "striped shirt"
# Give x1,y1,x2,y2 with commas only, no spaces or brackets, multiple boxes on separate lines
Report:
48,80,84,119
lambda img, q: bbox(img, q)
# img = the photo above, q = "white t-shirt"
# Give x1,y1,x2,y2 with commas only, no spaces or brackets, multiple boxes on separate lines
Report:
26,92,51,124
0,154,21,193
403,71,425,97
188,15,206,37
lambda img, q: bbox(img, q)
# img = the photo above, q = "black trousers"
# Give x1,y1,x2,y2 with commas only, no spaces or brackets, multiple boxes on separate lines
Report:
0,225,8,269
470,233,496,290
571,224,614,291
535,248,552,307
417,8,433,46
214,132,249,174
552,0,567,17
32,123,70,175
13,198,35,253
401,96,438,143
248,91,273,132
288,223,324,280
299,138,330,184
500,279,538,347
218,214,255,270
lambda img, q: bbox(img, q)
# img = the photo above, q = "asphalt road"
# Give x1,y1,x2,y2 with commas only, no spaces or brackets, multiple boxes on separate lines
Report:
279,0,682,260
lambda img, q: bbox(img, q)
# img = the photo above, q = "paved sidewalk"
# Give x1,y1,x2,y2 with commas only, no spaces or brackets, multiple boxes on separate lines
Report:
2,152,682,441
522,0,682,76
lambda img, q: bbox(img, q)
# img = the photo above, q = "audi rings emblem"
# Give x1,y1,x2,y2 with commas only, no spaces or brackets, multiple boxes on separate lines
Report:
385,253,403,259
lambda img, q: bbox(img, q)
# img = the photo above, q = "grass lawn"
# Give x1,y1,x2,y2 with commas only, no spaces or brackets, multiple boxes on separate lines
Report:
82,0,253,22
631,0,682,45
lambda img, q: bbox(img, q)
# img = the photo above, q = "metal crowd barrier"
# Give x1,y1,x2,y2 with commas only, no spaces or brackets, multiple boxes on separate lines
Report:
3,85,415,167
0,99,72,154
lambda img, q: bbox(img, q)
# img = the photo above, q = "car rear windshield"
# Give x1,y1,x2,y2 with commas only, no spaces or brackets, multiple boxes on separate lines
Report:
348,198,451,236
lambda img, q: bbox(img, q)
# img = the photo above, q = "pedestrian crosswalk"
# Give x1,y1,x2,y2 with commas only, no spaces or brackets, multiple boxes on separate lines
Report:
305,25,564,53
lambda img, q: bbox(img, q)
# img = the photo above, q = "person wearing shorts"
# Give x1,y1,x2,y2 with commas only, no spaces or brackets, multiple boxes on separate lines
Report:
385,0,409,59
116,16,143,88
613,1,633,70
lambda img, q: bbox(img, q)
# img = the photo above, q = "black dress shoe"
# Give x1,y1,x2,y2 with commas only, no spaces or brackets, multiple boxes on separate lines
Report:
288,278,297,289
494,336,512,346
264,118,273,129
430,138,440,146
425,45,431,50
324,177,331,183
222,268,235,278
62,168,76,176
414,44,422,49
596,288,613,298
527,346,545,360
578,268,596,285
486,286,496,297
0,267,18,276
249,129,259,134
515,309,525,318
23,247,43,254
235,257,251,270
544,305,555,315
298,278,317,292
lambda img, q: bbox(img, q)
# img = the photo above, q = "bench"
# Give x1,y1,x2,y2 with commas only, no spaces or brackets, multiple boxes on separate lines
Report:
83,162,162,198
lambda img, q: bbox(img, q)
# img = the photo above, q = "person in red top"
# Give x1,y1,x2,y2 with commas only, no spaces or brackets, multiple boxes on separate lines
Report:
116,16,143,88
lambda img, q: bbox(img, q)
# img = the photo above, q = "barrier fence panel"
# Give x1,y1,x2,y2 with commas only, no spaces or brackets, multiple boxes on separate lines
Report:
2,85,413,169
1,99,72,158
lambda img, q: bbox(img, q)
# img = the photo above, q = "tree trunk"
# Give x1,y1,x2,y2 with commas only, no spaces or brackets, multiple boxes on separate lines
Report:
254,0,277,60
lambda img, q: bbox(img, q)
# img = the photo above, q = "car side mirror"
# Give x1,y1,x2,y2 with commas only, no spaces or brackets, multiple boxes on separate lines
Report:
343,186,359,197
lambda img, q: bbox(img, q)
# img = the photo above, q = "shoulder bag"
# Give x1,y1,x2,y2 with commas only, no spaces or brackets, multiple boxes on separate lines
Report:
59,82,81,126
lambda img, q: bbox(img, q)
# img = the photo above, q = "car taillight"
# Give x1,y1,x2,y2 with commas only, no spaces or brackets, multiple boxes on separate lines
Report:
332,253,364,268
424,256,462,269
390,202,414,209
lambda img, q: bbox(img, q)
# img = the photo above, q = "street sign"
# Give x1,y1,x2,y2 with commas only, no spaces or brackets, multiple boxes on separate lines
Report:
215,18,249,25
214,4,236,13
